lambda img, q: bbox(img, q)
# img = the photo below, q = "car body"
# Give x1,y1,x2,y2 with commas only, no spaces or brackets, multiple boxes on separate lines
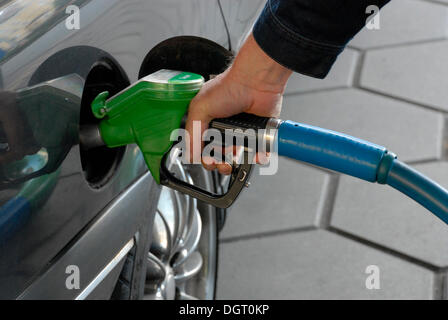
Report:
0,0,264,299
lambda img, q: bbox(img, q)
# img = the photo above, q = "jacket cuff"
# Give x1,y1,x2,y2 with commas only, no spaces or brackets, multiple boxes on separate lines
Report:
252,2,345,79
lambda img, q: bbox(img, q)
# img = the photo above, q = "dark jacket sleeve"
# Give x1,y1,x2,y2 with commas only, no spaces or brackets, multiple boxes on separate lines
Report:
253,0,390,78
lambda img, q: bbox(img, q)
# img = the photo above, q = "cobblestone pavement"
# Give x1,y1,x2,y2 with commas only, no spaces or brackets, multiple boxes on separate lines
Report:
217,0,448,299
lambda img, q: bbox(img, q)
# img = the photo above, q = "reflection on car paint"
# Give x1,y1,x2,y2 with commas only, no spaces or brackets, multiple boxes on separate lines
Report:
0,168,60,242
0,0,90,62
1,148,48,181
0,73,82,245
0,74,82,187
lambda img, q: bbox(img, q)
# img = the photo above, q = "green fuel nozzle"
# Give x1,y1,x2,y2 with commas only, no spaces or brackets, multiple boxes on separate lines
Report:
89,70,204,184
84,69,265,208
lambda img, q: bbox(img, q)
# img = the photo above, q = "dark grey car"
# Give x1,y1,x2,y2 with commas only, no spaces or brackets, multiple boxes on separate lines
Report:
0,0,264,300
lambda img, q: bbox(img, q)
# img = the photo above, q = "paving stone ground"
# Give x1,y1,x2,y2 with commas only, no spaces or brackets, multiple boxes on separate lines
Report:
217,0,448,299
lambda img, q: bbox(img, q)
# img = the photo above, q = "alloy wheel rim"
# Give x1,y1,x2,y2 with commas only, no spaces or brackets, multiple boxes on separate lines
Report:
144,149,216,300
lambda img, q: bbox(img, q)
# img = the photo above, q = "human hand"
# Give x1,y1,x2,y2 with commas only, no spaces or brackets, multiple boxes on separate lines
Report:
186,33,292,175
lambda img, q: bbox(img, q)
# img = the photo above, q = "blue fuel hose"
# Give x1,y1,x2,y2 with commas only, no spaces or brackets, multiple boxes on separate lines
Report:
386,161,448,224
277,120,448,225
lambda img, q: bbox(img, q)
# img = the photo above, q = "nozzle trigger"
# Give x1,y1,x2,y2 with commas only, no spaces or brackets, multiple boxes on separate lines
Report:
160,148,254,209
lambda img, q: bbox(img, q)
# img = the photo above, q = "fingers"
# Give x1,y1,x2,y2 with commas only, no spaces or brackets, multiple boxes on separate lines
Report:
185,94,212,165
202,156,217,171
202,159,232,175
202,145,234,175
185,68,282,176
255,151,271,166
217,163,233,175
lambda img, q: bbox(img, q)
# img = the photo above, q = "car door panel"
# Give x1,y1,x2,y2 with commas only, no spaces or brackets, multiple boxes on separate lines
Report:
0,0,229,299
218,0,265,51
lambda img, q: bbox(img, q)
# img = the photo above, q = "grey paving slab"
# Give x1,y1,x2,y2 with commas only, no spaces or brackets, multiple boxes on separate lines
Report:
349,0,448,50
332,161,448,267
281,88,443,162
220,159,327,239
217,0,448,299
285,49,358,95
360,40,448,111
217,230,434,299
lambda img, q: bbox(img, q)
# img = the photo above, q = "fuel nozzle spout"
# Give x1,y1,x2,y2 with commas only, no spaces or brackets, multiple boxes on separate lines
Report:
88,69,204,184
79,124,105,150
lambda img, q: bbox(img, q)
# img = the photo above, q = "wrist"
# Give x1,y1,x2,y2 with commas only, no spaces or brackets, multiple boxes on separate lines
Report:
228,33,292,93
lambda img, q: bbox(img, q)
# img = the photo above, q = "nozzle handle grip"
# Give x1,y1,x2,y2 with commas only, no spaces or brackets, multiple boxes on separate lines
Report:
209,113,277,154
209,113,270,132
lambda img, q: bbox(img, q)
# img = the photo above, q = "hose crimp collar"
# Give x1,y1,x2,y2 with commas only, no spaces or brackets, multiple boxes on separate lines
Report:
377,151,397,185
